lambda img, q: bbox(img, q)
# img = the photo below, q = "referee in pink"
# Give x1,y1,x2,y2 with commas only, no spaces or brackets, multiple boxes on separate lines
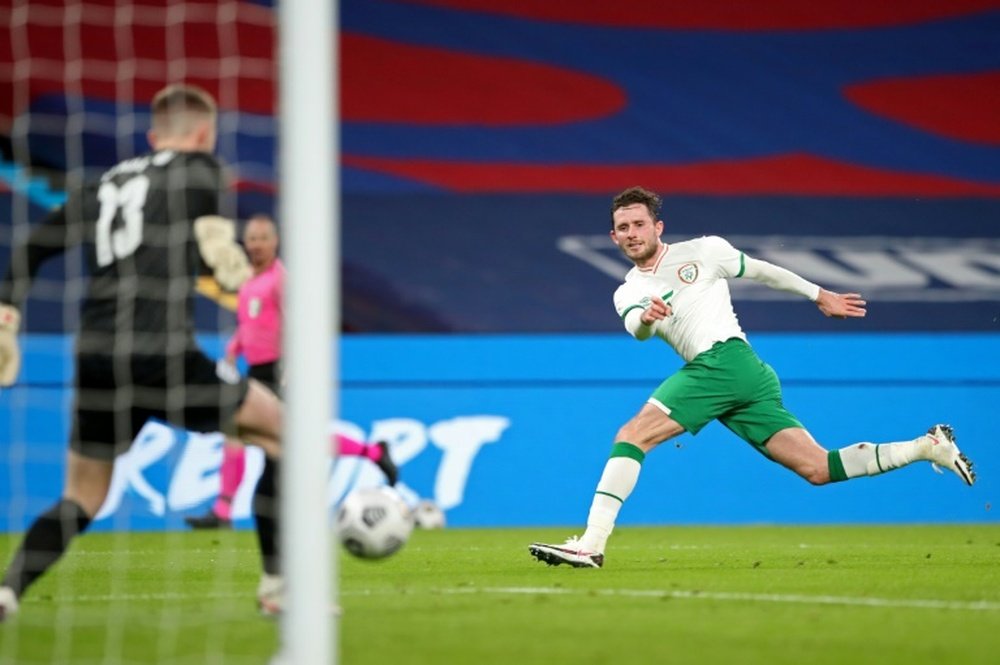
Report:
185,214,397,529
225,213,284,385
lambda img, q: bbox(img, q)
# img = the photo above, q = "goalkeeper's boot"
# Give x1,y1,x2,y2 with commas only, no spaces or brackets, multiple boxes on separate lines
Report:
0,586,18,622
923,424,975,486
529,536,604,568
184,511,232,530
257,573,284,617
374,441,399,486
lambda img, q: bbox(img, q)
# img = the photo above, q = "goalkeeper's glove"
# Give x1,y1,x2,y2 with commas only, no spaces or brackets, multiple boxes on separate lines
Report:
0,303,21,387
193,215,252,292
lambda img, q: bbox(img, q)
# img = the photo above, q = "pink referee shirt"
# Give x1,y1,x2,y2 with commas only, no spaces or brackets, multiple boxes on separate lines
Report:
225,258,285,366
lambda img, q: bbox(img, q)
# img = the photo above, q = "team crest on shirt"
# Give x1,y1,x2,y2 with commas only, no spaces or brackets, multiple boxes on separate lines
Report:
249,297,262,319
678,263,699,284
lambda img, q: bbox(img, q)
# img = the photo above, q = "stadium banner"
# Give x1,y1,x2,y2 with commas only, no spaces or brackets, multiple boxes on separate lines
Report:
1,332,997,532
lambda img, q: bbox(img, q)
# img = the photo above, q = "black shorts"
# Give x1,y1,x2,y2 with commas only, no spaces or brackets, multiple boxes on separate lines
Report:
71,350,249,461
248,361,282,396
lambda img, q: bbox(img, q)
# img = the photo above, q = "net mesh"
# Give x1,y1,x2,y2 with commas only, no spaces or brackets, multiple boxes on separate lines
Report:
1,1,283,662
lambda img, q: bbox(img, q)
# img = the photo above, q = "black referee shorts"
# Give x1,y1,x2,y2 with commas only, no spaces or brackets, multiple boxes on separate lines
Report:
248,360,282,396
71,350,250,461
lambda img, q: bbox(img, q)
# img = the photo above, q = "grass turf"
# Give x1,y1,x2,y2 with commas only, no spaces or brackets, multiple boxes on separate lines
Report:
1,524,999,664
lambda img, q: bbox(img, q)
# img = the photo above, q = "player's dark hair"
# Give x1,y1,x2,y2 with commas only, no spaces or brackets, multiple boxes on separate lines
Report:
611,186,662,226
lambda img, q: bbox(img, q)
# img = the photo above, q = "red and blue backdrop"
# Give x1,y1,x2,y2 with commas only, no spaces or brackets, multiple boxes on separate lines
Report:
1,0,998,332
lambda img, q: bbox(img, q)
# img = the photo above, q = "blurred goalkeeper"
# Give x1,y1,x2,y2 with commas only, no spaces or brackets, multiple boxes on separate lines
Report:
529,185,976,569
184,214,397,530
0,84,288,619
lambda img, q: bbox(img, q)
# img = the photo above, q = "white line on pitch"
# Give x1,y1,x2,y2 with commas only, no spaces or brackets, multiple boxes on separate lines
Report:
439,586,1000,612
38,586,1000,612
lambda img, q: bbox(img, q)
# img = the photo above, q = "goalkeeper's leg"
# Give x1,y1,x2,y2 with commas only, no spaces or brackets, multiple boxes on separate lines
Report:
0,452,112,620
231,380,285,615
252,455,282,615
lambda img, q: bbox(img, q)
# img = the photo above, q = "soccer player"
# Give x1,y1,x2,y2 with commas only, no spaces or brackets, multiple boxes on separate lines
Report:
184,214,397,529
0,84,286,619
529,186,976,569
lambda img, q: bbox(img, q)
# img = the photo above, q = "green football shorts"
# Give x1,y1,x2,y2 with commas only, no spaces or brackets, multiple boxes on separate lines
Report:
649,338,803,455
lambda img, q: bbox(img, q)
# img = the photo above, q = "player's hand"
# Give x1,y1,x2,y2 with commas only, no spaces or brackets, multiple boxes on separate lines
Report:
816,289,866,319
212,244,252,292
194,216,252,292
640,297,672,325
0,303,22,387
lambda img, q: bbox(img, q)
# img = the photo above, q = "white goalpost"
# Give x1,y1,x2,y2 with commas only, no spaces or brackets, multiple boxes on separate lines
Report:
277,0,337,663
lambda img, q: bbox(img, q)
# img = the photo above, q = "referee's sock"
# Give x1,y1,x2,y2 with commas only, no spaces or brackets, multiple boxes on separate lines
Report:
253,456,281,576
1,499,92,597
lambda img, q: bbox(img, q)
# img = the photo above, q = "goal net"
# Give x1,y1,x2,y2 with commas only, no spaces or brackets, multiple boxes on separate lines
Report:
0,1,334,662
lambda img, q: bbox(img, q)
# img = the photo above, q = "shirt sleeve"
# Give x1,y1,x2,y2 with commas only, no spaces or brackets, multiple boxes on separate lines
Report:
702,235,820,301
699,235,745,279
0,195,83,307
741,256,821,301
614,284,656,341
176,153,224,220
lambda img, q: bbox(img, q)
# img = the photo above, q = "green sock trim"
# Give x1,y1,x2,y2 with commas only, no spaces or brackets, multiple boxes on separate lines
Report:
875,445,885,473
827,450,848,483
610,441,645,464
595,490,624,504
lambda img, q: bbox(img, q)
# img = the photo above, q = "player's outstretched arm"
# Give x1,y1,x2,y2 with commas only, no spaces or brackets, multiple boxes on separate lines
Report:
0,304,21,386
0,205,75,386
741,255,821,301
740,255,865,319
815,289,867,319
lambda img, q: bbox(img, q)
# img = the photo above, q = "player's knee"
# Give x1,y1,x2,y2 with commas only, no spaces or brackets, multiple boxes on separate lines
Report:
614,424,634,443
801,466,831,486
614,425,664,452
614,423,650,448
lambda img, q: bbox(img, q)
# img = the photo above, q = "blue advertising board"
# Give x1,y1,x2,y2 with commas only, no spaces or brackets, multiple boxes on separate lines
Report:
1,332,997,532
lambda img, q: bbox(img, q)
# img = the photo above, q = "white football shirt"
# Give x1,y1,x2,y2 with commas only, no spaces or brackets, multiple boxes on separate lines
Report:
613,235,750,362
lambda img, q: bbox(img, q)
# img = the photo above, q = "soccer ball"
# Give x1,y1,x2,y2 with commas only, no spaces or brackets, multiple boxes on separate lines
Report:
412,499,446,529
337,486,414,559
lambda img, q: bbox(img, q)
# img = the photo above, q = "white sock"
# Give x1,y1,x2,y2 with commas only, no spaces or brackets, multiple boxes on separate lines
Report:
579,444,644,553
837,436,924,478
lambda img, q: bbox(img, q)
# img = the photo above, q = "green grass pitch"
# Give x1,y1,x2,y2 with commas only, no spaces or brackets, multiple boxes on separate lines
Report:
2,524,1000,664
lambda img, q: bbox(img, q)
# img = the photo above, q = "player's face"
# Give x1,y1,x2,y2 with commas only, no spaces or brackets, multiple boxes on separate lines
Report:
610,204,663,267
201,122,218,153
243,220,278,270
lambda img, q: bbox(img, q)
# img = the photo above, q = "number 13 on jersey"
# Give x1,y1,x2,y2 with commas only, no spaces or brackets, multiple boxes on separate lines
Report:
95,176,150,267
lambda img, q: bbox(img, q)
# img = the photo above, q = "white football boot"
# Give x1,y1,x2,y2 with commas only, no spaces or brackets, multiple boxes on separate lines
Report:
257,575,342,617
529,536,604,568
923,424,975,486
0,586,19,622
257,573,284,617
